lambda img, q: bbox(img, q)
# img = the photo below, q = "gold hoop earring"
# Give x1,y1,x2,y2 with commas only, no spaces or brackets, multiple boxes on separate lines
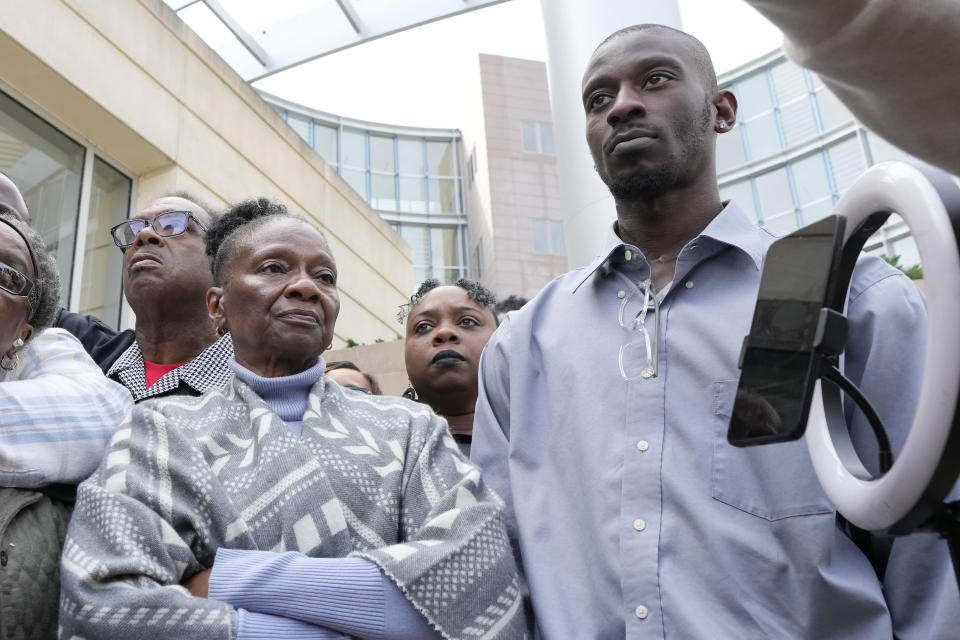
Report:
1,354,20,371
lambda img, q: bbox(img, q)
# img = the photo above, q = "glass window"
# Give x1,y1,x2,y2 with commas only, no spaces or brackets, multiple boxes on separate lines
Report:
399,176,427,213
540,123,555,154
80,158,130,327
744,112,782,160
736,72,774,119
716,126,746,172
398,137,424,175
441,267,462,284
341,167,367,199
531,219,548,253
770,61,807,104
369,135,395,173
762,211,799,236
400,223,429,274
828,136,868,194
798,198,835,225
779,98,818,146
890,234,921,270
754,167,794,221
370,173,396,211
314,123,338,166
427,141,454,176
341,128,366,168
790,152,831,207
719,179,759,222
287,112,311,144
0,89,84,307
430,226,460,270
549,220,565,255
814,86,853,132
428,178,458,214
521,121,538,152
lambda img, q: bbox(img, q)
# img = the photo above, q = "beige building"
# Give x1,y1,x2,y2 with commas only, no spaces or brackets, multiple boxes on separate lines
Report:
0,0,411,347
463,54,569,301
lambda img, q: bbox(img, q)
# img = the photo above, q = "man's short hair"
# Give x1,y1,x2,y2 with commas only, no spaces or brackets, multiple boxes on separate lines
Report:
595,24,719,96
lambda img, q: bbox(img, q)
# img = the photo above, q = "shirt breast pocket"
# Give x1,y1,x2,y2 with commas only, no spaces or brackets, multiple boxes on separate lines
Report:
710,379,834,520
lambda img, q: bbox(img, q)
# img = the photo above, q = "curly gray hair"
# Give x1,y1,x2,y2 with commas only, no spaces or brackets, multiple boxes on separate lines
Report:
0,212,61,339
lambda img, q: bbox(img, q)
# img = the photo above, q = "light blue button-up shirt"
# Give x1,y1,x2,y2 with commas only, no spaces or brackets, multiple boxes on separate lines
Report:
472,202,958,639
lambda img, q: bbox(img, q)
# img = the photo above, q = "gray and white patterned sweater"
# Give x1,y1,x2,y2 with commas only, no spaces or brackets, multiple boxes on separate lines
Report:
59,375,527,639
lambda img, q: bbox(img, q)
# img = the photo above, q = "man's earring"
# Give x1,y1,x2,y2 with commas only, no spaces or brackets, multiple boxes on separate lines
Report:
717,121,728,130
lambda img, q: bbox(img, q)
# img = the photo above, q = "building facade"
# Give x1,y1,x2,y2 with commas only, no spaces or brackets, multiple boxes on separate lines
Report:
717,49,921,268
462,54,569,301
262,93,468,287
0,0,411,346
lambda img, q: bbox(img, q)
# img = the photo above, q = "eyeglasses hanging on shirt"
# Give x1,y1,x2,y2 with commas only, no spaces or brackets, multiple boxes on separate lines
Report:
618,279,660,380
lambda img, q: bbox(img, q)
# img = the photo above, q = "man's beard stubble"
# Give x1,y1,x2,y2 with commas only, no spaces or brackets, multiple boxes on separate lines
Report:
606,99,713,201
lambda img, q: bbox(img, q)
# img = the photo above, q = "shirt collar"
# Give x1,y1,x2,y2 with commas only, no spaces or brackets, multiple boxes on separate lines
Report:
108,332,235,401
571,200,763,294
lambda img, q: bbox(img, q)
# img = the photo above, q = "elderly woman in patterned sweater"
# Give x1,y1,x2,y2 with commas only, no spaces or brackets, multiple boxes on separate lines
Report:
60,198,528,640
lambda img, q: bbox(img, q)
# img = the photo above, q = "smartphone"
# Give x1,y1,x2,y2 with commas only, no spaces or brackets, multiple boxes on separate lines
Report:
728,215,845,446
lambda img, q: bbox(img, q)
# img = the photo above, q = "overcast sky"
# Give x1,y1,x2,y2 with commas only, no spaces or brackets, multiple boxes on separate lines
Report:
245,0,784,128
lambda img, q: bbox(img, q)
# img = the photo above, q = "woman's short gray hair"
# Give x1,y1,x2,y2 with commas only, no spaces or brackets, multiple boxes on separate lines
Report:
0,212,61,338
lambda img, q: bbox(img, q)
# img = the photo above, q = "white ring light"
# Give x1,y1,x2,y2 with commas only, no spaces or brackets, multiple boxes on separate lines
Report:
806,162,960,533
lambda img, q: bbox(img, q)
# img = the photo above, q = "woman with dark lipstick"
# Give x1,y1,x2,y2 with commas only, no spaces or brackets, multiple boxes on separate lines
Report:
400,279,498,456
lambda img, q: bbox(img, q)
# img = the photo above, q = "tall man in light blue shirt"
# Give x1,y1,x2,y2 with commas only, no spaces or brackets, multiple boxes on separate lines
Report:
471,24,959,639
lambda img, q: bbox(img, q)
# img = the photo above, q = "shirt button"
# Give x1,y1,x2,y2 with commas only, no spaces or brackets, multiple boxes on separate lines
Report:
617,290,625,299
624,249,633,261
636,440,649,452
635,605,649,619
633,518,646,531
685,280,694,289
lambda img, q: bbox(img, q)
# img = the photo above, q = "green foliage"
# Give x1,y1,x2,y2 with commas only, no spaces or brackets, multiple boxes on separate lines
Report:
375,338,385,343
345,338,360,348
881,254,924,280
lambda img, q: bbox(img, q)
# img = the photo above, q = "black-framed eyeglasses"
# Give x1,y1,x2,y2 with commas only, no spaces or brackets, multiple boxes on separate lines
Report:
0,261,33,298
110,211,208,249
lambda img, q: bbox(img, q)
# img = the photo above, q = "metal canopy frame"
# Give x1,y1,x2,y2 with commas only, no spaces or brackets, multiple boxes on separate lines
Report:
165,0,511,82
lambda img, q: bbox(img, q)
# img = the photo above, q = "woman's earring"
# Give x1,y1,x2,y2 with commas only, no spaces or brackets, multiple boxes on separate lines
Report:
402,385,418,401
12,338,23,349
1,354,19,371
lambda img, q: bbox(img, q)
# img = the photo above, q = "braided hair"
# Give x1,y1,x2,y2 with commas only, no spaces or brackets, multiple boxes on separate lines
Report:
205,197,298,285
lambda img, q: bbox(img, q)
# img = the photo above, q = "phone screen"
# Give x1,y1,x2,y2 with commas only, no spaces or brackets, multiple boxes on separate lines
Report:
728,215,844,446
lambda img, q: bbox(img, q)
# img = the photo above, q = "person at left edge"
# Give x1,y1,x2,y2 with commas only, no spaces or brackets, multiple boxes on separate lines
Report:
57,194,233,401
59,198,528,639
0,176,131,640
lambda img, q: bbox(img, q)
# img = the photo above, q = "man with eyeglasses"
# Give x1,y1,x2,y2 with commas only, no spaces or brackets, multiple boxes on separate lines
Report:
471,25,954,639
58,195,233,402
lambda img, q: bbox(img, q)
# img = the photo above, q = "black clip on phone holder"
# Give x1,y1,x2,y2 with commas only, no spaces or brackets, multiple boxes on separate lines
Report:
730,161,960,588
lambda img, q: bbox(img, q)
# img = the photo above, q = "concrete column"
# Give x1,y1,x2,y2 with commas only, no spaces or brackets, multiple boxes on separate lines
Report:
540,0,682,268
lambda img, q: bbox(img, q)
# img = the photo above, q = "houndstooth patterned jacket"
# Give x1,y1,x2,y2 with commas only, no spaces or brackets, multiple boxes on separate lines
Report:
59,375,527,639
